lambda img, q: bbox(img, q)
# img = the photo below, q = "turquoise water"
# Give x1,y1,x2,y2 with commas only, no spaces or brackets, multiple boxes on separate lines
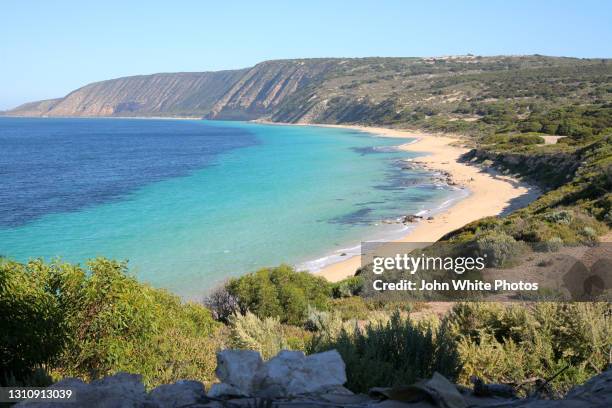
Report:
0,118,459,297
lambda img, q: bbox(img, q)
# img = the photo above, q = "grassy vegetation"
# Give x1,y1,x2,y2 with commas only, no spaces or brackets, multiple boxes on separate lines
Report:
446,302,611,394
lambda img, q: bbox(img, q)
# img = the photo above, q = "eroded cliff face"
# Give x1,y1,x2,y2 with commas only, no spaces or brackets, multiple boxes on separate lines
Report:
206,59,340,120
6,59,372,120
9,70,247,117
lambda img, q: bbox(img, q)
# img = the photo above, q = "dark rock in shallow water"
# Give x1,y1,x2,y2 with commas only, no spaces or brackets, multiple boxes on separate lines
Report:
401,214,423,223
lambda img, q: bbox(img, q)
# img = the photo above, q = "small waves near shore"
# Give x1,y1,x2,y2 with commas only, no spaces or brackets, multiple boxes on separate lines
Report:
314,125,540,282
0,118,463,297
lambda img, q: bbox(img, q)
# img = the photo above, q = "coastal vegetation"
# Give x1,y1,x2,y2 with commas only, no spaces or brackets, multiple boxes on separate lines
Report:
448,131,611,248
2,257,610,395
0,258,220,388
2,125,610,394
223,264,331,325
2,54,611,396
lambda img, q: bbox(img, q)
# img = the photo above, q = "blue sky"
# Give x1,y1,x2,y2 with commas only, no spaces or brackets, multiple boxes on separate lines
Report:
1,0,611,110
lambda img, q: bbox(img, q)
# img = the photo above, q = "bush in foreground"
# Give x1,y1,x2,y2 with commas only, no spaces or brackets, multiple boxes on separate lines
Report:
0,258,221,388
229,312,289,359
444,302,612,393
310,311,460,392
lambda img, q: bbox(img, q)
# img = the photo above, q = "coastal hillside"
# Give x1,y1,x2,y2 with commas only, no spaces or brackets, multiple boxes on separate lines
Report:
7,70,247,117
207,59,343,120
6,56,611,126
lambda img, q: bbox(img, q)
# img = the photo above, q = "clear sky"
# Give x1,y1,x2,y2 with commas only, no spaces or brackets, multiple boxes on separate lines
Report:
1,0,611,110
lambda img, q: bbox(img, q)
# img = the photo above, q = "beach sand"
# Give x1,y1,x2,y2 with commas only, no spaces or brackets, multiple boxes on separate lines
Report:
315,125,540,282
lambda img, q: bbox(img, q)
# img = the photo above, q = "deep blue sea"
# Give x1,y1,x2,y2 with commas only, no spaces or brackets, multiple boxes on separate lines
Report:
0,118,460,297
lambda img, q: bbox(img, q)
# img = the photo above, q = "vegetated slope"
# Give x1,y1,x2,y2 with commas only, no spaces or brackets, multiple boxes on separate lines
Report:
8,70,247,117
286,57,610,127
7,56,611,123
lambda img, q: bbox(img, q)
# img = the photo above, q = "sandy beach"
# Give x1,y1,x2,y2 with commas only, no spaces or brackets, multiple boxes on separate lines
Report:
315,125,540,282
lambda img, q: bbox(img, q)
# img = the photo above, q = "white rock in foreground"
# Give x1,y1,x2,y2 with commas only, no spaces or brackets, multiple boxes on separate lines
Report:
259,350,347,397
208,349,265,397
211,349,347,398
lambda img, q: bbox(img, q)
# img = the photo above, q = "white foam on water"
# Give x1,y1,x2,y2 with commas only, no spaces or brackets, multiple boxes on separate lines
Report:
297,186,471,273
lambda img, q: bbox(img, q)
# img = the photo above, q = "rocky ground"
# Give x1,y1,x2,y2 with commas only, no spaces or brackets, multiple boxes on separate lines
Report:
16,349,612,408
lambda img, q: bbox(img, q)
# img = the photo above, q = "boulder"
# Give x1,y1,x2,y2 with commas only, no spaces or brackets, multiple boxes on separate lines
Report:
16,373,149,408
302,350,347,392
148,380,208,407
207,383,249,399
258,349,347,397
563,366,612,407
211,349,347,399
213,349,265,396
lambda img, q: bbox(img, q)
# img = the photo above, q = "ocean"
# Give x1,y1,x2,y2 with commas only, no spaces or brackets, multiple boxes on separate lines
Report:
0,117,460,297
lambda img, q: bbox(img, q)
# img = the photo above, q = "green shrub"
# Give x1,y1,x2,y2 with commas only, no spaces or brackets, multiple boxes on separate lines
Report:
444,303,612,393
582,226,597,239
229,312,288,359
538,236,564,252
474,231,524,267
310,312,460,392
282,324,313,352
509,133,545,145
0,258,71,385
543,210,574,225
481,133,510,144
226,265,332,325
229,312,313,358
518,122,543,133
305,307,360,343
331,276,364,298
0,258,220,388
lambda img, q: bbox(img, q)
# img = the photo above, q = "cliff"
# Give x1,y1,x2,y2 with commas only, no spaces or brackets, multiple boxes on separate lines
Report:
6,56,611,124
8,70,247,117
206,58,342,120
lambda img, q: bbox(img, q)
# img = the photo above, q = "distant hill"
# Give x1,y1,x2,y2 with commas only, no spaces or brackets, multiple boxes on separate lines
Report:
6,56,611,128
7,70,247,118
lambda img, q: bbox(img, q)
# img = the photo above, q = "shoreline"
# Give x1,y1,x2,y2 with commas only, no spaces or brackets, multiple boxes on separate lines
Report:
307,125,541,282
5,116,541,284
